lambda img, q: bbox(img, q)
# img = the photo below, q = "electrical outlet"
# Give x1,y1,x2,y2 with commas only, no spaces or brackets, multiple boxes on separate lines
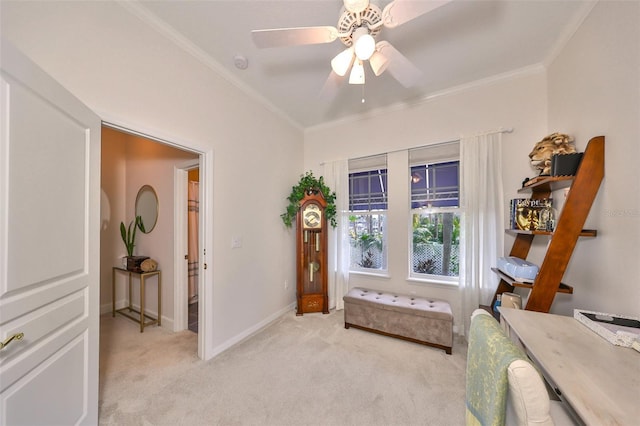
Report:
284,280,289,290
231,235,242,249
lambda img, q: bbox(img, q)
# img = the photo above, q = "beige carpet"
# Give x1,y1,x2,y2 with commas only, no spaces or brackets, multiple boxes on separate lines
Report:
99,309,467,425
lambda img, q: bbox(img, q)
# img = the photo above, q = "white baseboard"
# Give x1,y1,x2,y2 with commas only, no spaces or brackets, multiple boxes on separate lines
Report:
208,302,296,359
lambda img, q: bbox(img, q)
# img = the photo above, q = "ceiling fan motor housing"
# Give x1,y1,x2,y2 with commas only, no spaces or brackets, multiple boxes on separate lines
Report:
337,4,382,47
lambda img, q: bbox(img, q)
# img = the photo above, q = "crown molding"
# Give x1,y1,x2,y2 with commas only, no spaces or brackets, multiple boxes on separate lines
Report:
116,0,304,132
306,64,546,134
117,0,587,134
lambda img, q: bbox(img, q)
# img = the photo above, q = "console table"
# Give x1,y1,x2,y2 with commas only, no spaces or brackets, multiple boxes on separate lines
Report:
112,267,161,332
500,307,639,425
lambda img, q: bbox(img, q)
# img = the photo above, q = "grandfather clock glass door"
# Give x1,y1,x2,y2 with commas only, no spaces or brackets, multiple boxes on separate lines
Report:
296,193,329,315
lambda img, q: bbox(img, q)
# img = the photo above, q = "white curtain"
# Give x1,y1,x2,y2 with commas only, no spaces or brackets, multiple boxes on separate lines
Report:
322,160,350,310
188,181,199,304
459,132,504,336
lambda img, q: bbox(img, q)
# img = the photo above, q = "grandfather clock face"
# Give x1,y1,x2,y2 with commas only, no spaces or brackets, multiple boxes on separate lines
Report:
302,203,322,229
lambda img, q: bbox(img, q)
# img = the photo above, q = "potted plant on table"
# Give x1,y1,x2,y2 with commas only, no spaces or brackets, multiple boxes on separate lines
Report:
120,216,146,270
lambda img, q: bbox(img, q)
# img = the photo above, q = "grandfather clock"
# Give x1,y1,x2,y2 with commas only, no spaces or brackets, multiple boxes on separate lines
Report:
296,190,329,316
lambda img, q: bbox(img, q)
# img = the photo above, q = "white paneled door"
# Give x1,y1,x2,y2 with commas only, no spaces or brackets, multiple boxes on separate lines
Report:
0,41,100,424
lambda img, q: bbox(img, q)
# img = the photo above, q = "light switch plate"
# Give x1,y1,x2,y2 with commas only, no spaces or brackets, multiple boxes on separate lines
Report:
231,236,242,248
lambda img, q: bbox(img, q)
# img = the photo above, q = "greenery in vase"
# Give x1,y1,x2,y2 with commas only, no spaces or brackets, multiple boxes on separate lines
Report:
120,215,145,257
281,171,337,228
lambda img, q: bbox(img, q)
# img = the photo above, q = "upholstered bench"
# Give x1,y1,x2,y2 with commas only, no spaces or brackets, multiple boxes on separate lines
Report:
343,287,453,354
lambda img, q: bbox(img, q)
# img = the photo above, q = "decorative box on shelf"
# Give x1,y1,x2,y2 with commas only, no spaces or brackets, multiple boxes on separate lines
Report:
551,152,583,176
126,256,149,272
497,256,539,283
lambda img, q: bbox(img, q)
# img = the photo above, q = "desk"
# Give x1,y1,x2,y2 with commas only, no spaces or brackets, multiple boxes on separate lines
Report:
500,308,639,426
112,267,161,332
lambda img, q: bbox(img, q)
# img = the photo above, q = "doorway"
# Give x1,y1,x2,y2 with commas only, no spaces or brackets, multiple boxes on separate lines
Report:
100,124,205,345
187,168,200,333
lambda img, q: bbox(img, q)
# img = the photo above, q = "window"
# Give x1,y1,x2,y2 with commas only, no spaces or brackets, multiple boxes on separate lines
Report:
348,155,387,272
410,161,459,208
409,144,460,281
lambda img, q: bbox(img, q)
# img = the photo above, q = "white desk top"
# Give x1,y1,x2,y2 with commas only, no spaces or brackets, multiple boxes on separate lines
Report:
500,308,640,426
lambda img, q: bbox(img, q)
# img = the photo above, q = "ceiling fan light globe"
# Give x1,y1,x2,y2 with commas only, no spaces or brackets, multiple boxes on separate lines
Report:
349,60,365,85
369,50,389,76
354,33,376,60
331,48,355,77
344,0,369,14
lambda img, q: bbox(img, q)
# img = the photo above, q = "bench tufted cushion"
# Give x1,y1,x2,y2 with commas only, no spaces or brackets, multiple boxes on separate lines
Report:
343,287,453,353
343,287,453,319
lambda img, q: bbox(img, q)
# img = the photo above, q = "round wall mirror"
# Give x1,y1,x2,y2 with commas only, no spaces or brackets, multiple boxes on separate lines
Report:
135,185,158,233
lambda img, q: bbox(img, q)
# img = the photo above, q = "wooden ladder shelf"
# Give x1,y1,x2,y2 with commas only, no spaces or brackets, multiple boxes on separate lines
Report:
491,136,604,313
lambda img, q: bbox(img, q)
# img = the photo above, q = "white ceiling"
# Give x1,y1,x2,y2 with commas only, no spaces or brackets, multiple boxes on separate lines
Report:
115,1,592,129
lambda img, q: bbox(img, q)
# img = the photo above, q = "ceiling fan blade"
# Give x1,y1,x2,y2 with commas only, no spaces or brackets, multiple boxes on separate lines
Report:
377,41,422,88
251,26,339,48
382,0,453,28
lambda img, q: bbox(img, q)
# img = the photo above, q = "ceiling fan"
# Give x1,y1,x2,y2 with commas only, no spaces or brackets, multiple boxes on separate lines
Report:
251,0,452,89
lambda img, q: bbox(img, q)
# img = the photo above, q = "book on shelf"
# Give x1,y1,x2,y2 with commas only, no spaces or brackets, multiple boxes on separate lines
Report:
509,198,554,231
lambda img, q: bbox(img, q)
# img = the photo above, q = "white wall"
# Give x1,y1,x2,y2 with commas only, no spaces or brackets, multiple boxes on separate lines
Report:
545,1,640,317
305,71,549,329
2,1,303,356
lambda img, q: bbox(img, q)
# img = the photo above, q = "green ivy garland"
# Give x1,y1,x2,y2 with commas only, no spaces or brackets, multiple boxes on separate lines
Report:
281,171,337,228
